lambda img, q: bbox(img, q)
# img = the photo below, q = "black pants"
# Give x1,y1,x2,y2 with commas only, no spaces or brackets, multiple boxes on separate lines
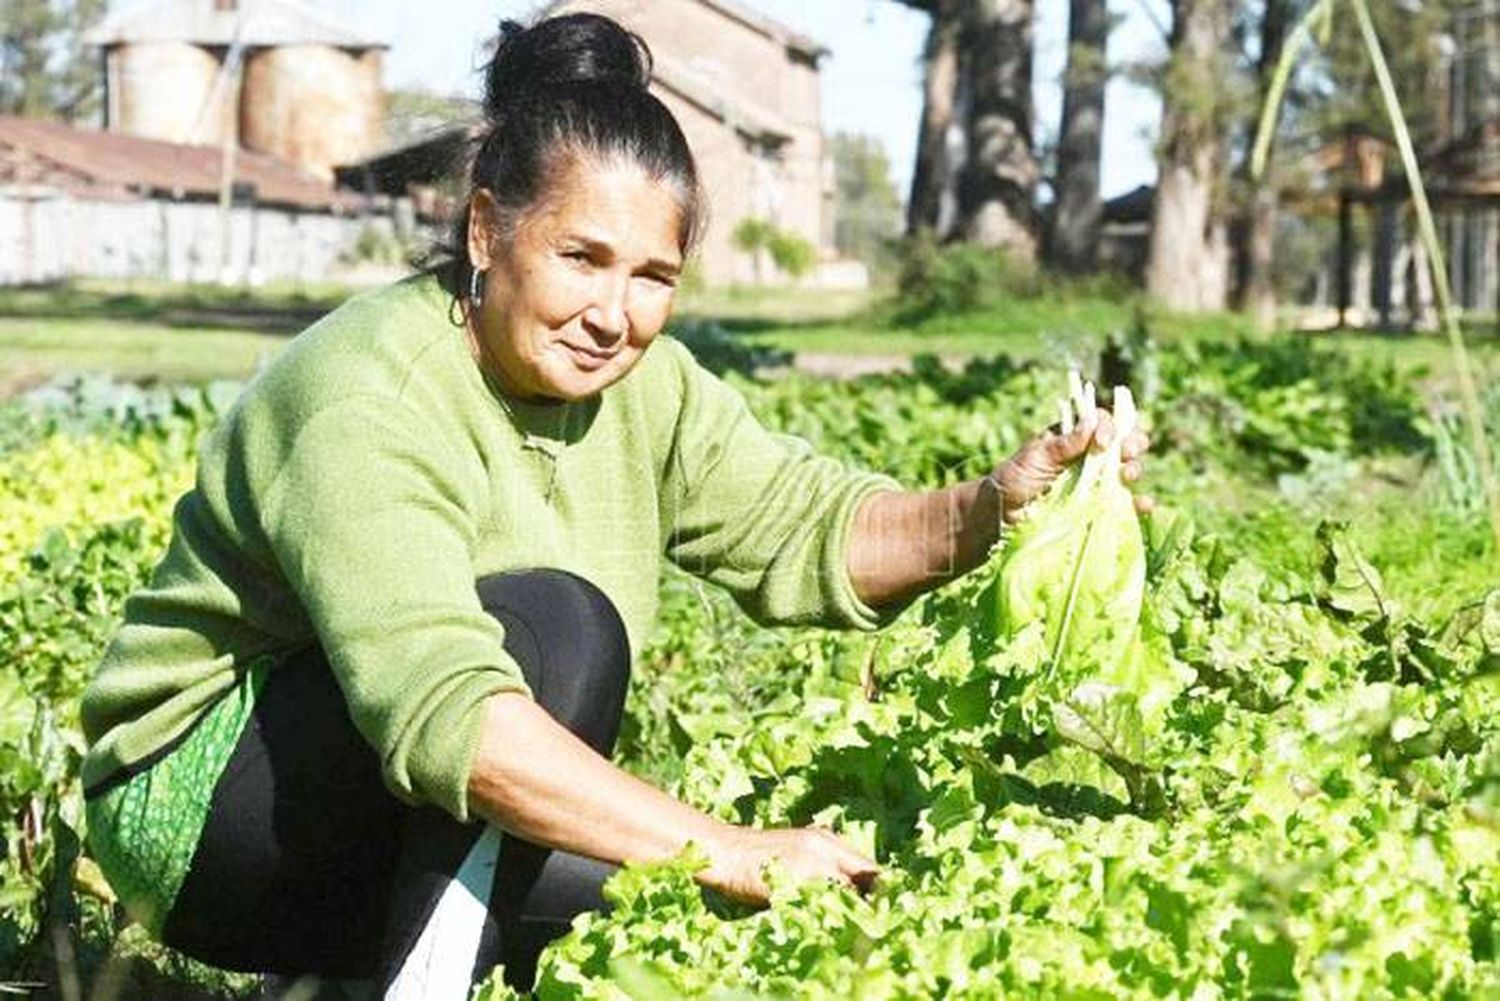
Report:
160,569,631,994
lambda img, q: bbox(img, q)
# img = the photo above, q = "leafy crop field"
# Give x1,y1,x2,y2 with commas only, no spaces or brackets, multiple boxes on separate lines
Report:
2,329,1497,999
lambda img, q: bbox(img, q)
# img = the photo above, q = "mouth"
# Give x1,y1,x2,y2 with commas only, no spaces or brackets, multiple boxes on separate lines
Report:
561,342,617,372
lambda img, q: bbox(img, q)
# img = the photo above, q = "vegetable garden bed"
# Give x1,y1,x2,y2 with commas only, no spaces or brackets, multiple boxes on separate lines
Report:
2,334,1496,999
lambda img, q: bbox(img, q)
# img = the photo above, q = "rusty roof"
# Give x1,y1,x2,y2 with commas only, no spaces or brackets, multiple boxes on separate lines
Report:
87,0,387,50
0,116,359,211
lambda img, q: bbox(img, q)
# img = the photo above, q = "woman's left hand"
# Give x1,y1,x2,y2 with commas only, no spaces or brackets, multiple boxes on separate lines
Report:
847,407,1154,611
987,409,1153,527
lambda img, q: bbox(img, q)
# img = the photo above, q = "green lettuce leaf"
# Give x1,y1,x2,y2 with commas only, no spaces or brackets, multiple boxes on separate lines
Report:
986,378,1190,769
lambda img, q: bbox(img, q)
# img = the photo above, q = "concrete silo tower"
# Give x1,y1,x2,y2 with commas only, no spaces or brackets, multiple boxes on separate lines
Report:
89,0,388,177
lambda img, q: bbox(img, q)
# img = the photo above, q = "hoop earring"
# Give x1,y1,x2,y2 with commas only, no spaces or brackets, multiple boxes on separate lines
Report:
468,267,486,308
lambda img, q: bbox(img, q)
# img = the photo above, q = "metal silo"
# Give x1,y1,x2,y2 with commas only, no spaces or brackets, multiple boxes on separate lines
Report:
241,44,384,178
106,40,233,146
90,0,387,173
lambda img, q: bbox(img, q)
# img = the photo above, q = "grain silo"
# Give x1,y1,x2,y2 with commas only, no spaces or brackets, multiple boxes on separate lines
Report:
89,0,387,177
106,40,229,146
241,44,384,180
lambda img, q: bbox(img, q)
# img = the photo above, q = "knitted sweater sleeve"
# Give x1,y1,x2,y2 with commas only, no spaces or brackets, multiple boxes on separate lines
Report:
260,395,531,821
659,342,902,631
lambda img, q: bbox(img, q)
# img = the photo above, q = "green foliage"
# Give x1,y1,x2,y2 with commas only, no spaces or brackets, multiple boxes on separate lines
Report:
666,319,790,378
0,0,106,120
0,379,221,984
888,232,1041,323
829,132,902,272
523,336,1493,997
1297,0,1461,154
881,234,1142,331
731,219,817,282
765,231,816,280
529,508,1498,998
1428,381,1500,516
730,218,775,256
1,323,1494,997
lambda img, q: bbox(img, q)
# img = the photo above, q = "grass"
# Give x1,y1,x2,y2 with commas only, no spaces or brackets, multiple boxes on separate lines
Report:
0,279,348,394
0,278,351,325
676,284,873,326
0,318,287,395
1,278,1495,396
730,292,1497,394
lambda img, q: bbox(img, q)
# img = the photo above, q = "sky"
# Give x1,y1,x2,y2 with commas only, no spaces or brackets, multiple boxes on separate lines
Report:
112,0,1173,201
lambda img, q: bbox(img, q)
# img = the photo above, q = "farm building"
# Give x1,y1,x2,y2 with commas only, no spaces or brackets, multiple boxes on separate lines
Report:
0,115,396,285
343,0,853,288
87,0,388,178
0,0,410,286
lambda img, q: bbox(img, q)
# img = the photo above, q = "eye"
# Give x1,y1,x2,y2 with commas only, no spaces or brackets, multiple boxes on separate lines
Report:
634,268,679,290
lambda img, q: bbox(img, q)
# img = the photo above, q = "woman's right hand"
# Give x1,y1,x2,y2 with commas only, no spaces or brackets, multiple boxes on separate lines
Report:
699,825,879,905
471,696,879,911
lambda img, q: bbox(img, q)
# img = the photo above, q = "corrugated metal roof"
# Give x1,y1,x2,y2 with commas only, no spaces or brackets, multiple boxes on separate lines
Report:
0,115,359,211
87,0,387,49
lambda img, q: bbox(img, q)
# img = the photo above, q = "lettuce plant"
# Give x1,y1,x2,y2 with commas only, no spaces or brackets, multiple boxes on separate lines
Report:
989,374,1190,775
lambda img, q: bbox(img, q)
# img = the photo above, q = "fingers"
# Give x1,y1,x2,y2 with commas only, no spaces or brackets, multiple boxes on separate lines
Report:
1122,429,1151,486
812,827,878,875
1092,410,1115,453
1134,493,1156,515
804,828,879,894
1044,409,1099,465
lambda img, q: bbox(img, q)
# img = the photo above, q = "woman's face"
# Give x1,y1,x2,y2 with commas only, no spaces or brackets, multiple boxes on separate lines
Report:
467,157,685,403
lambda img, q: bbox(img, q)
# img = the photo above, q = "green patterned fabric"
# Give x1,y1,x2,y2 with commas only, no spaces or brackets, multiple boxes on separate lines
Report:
86,659,270,933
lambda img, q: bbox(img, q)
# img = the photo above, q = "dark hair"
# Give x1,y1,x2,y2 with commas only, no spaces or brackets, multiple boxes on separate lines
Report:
439,13,703,303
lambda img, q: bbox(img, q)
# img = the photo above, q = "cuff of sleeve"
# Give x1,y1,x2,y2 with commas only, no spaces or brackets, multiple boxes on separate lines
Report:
408,668,533,823
825,473,907,632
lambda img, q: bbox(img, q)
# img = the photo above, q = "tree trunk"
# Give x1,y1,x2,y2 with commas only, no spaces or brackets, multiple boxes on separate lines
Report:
953,0,1039,262
1147,0,1231,312
1049,0,1110,273
907,0,962,235
1234,0,1291,329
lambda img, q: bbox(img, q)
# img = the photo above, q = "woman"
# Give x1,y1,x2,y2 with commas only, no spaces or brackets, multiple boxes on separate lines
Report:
81,12,1147,998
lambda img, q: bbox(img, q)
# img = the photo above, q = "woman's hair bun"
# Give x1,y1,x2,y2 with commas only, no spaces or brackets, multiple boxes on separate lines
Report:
485,13,652,116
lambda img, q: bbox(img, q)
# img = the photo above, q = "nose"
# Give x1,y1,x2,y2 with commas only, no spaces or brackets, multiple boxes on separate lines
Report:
583,273,629,344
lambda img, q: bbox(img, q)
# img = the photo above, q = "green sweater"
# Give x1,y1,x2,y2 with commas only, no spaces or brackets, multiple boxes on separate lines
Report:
81,274,897,821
